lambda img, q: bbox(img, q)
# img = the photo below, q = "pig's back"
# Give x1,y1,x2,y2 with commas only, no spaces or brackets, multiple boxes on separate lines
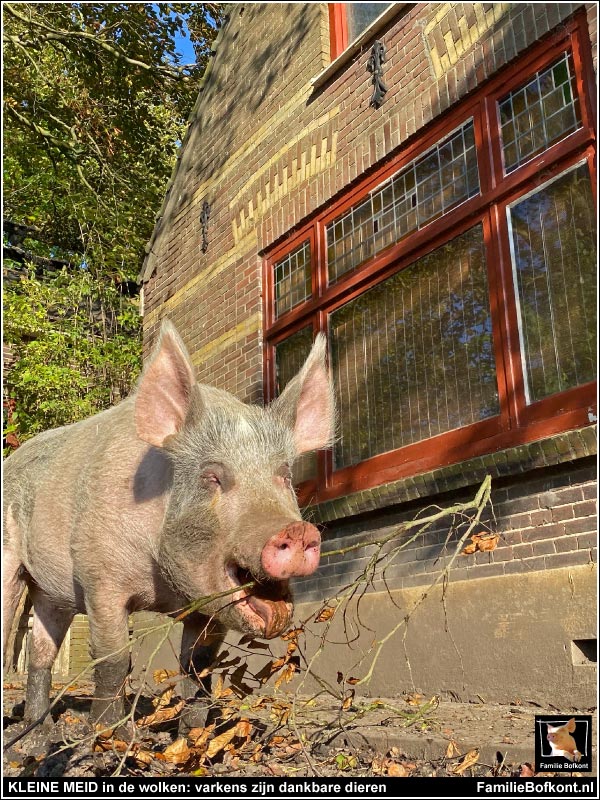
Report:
3,398,153,609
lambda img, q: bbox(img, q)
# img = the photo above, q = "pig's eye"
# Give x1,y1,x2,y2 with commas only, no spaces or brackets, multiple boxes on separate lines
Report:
202,472,221,489
277,464,293,491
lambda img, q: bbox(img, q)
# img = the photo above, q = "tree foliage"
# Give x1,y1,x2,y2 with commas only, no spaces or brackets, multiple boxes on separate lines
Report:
3,3,224,449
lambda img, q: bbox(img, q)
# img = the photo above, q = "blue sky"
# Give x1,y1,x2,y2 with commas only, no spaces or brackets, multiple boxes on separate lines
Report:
174,24,197,65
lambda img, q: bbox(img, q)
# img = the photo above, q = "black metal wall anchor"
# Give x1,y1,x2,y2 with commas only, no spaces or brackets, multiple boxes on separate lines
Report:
366,40,387,109
200,200,211,253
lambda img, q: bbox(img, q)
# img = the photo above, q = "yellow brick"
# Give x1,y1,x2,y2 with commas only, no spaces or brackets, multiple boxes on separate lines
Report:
190,313,260,367
144,230,259,327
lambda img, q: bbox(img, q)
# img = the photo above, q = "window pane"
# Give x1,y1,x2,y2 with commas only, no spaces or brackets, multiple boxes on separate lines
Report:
499,52,582,173
330,225,499,469
326,120,480,283
274,239,311,317
508,164,596,403
346,4,392,43
275,326,317,482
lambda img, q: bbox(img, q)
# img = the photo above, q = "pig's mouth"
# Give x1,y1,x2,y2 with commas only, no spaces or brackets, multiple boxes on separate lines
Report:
225,563,292,639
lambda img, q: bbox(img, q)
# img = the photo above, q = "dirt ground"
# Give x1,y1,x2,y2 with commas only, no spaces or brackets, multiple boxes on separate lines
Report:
3,679,594,779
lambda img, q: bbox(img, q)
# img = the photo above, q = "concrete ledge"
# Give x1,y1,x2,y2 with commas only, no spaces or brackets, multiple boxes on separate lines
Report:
292,564,597,709
308,698,597,771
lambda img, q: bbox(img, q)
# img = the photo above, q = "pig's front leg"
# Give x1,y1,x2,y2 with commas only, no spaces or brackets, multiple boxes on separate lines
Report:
177,615,224,737
86,597,132,734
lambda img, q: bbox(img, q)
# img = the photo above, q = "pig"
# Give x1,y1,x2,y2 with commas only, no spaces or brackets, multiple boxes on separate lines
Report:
3,321,335,734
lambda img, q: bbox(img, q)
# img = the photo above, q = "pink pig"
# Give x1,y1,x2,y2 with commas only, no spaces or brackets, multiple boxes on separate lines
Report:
3,321,335,733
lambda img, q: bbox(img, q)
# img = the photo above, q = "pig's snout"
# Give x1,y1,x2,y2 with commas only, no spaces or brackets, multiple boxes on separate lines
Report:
261,522,321,579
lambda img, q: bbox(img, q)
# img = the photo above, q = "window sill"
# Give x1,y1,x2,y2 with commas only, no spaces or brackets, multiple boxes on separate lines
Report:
312,3,411,90
307,425,597,524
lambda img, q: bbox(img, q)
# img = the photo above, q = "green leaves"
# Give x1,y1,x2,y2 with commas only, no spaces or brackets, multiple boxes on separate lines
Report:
3,4,224,449
4,3,224,282
3,267,143,450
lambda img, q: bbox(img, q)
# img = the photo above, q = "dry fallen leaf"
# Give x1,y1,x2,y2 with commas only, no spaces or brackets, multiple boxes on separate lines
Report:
93,736,129,753
188,724,215,748
212,674,234,699
520,763,536,777
477,533,500,551
445,739,461,758
153,669,178,685
281,626,304,641
251,743,263,763
453,748,479,774
314,605,336,622
405,692,424,706
282,741,303,757
234,718,252,740
133,749,154,768
162,737,191,765
251,696,272,709
153,686,174,709
266,763,286,776
342,689,355,711
62,712,83,725
206,726,238,759
137,699,185,727
274,662,296,689
462,532,499,555
387,762,412,777
371,756,384,775
269,702,291,725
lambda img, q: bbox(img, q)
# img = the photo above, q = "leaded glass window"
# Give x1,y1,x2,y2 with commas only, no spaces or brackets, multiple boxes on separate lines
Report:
499,52,582,173
326,120,479,283
508,164,596,403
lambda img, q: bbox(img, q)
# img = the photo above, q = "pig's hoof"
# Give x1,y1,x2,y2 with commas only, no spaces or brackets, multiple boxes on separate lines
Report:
178,700,213,738
93,718,136,743
24,711,54,731
90,699,132,740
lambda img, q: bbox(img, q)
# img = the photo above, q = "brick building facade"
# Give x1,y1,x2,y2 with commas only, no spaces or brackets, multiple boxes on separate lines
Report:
135,3,597,706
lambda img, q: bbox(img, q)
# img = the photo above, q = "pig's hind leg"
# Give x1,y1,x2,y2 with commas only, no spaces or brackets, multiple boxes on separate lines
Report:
25,587,74,725
2,548,27,656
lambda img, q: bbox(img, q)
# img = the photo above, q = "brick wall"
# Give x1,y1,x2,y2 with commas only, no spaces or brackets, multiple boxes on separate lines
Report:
141,1,597,591
298,458,597,602
142,2,597,411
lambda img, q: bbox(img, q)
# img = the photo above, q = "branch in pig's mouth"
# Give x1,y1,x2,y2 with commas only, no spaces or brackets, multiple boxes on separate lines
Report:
225,562,292,639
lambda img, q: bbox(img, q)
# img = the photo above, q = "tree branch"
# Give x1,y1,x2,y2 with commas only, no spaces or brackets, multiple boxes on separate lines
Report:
4,3,190,80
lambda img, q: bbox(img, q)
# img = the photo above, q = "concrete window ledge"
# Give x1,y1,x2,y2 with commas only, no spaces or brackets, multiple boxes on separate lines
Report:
309,425,597,525
311,3,411,90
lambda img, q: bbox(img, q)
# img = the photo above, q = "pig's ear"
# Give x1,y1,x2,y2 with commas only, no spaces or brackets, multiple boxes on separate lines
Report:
134,320,197,447
271,333,336,455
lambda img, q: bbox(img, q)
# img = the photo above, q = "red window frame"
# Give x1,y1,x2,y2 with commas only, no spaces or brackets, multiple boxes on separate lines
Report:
329,3,394,60
328,3,349,60
264,13,597,507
